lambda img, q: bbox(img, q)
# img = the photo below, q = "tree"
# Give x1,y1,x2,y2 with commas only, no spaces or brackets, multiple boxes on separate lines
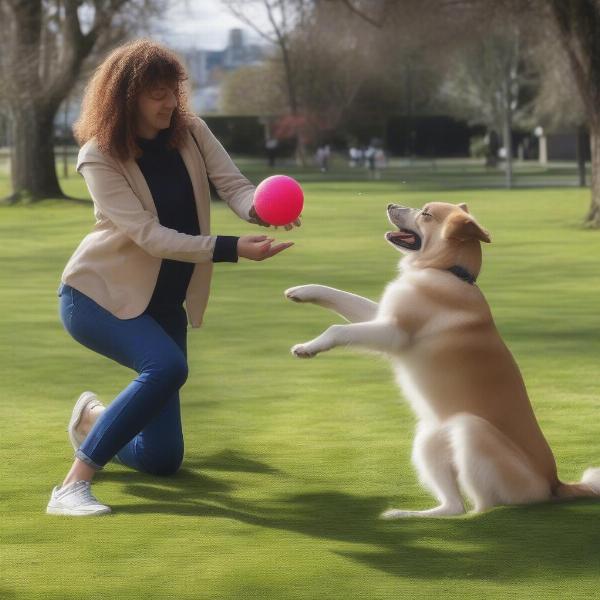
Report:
531,34,588,187
222,0,396,153
334,0,600,226
339,7,448,151
285,0,376,144
220,63,287,116
0,0,163,204
546,0,600,226
222,0,318,163
440,22,537,188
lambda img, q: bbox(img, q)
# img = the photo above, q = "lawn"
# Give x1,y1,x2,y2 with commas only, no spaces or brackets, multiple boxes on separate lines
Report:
1,162,599,599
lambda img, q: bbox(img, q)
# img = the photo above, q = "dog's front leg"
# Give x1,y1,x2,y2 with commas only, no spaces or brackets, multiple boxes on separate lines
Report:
285,285,378,323
291,321,407,358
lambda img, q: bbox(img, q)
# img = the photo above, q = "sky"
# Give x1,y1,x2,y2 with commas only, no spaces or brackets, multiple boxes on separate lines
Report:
152,0,271,51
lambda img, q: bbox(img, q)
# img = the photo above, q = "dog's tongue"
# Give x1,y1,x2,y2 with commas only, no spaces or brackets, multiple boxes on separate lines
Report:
390,231,416,245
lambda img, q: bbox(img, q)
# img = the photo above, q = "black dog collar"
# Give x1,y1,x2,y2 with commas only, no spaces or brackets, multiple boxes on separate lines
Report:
447,265,476,285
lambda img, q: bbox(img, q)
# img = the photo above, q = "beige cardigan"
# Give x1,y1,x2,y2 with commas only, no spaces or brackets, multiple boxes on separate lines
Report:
61,117,255,328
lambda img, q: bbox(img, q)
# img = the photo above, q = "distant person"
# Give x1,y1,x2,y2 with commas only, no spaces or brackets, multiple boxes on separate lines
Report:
374,148,387,179
315,144,331,172
46,39,299,517
348,146,362,167
365,144,376,178
265,137,279,167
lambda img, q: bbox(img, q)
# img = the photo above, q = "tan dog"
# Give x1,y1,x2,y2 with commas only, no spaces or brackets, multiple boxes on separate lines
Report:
286,202,600,518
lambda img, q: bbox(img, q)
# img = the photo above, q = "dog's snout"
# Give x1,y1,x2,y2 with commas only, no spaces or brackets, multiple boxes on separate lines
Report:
388,203,409,211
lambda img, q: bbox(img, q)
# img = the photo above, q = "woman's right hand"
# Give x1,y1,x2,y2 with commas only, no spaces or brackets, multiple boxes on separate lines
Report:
237,235,294,261
249,205,302,231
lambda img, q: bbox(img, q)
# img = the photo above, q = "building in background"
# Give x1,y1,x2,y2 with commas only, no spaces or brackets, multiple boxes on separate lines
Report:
181,28,266,114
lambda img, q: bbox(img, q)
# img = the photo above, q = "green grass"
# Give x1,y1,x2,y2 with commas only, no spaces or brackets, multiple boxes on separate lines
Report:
1,164,600,599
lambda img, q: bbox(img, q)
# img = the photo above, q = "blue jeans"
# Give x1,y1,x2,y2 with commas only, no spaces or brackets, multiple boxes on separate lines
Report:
58,283,189,475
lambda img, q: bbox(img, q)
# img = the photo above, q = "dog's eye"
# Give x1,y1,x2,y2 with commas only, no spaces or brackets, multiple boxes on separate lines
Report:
421,211,433,219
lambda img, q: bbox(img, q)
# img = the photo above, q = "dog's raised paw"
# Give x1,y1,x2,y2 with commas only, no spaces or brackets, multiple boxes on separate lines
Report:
284,285,314,303
291,344,316,358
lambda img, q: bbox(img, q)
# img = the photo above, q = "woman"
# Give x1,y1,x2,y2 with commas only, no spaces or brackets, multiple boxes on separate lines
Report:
46,40,298,516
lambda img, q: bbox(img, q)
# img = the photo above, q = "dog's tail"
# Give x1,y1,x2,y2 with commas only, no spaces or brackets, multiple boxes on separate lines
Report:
553,467,600,500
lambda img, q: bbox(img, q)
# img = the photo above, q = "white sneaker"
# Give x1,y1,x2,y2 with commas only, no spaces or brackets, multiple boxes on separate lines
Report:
46,480,111,516
68,391,105,451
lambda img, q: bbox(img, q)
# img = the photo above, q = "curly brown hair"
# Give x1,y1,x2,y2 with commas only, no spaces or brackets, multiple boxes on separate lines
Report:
73,39,193,161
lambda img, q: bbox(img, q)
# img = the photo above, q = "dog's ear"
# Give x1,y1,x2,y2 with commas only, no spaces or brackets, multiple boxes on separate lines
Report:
458,203,469,213
443,213,491,244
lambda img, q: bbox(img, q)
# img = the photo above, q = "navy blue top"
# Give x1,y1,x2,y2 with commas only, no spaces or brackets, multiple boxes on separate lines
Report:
136,129,239,313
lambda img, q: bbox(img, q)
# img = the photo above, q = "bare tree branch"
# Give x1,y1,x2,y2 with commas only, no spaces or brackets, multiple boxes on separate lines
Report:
221,0,278,44
338,0,387,27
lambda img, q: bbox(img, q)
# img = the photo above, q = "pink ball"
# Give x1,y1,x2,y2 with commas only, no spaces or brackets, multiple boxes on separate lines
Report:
253,175,304,226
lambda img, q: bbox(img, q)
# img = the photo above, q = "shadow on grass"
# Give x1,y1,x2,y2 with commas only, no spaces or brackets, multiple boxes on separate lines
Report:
339,501,600,582
186,450,283,473
98,449,600,582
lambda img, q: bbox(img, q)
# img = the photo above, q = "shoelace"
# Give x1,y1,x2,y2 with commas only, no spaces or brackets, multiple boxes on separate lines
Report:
61,481,101,505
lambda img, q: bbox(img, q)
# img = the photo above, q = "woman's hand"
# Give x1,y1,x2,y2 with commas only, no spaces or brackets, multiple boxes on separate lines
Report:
248,205,302,231
237,235,294,261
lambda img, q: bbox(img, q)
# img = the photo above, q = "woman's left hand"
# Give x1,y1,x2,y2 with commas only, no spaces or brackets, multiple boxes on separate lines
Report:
249,205,302,231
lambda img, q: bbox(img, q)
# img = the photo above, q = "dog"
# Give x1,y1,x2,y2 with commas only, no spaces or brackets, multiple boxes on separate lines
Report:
285,202,600,518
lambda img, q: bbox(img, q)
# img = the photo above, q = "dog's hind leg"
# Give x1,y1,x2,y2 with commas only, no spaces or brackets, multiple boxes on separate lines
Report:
285,285,378,322
447,414,551,513
381,424,465,519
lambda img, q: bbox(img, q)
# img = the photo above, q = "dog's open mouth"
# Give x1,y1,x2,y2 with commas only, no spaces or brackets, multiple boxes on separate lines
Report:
386,228,422,250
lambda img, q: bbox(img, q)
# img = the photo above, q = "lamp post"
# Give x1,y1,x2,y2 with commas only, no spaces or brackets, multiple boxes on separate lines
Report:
534,126,547,166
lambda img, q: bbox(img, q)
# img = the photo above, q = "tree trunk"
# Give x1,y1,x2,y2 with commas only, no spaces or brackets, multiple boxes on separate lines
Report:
502,85,513,189
5,100,65,204
274,15,306,167
576,125,587,188
503,117,513,189
586,124,600,227
547,0,600,226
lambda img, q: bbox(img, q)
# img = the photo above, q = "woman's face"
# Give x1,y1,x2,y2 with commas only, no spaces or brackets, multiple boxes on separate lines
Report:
135,81,178,138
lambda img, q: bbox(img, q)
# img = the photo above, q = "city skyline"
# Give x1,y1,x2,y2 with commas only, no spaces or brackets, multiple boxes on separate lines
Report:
153,0,271,51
